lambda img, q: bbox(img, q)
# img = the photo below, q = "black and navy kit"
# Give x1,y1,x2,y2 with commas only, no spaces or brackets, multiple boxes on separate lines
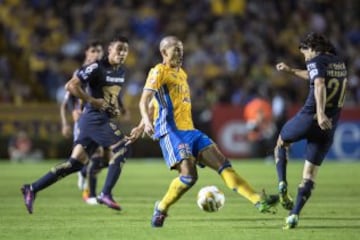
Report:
301,54,347,118
74,58,126,154
280,53,347,165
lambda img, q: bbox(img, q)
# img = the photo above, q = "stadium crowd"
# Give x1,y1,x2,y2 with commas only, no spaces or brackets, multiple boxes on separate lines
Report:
0,0,359,111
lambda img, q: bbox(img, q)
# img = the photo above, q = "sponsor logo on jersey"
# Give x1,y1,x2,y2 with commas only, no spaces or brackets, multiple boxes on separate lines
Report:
106,76,125,83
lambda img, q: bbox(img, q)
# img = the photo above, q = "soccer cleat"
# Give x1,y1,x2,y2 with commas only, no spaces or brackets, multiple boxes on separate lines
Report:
85,197,98,205
283,214,299,229
255,190,279,214
21,184,35,214
279,181,294,210
77,172,86,190
97,193,121,211
151,201,168,227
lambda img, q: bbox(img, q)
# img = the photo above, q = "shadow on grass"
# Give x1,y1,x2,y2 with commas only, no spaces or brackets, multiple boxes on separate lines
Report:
300,216,360,229
300,225,360,229
303,216,360,221
175,217,281,222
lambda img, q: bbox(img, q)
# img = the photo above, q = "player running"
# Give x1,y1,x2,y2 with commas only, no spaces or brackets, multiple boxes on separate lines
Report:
21,35,130,213
127,36,279,228
60,40,107,205
274,32,347,229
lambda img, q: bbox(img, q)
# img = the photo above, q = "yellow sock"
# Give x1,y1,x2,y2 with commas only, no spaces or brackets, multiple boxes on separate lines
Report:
220,167,260,204
157,177,192,212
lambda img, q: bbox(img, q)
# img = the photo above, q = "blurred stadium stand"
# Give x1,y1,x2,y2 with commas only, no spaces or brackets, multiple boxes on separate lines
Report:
0,0,359,159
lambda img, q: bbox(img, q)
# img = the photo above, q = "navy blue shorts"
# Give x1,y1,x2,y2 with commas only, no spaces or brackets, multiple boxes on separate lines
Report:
74,110,124,156
280,112,338,166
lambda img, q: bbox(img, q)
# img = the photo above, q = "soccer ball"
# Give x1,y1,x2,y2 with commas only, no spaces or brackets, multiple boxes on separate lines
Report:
197,186,225,212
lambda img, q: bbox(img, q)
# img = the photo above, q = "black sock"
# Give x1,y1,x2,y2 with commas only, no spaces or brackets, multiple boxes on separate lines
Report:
31,158,84,193
101,146,127,195
291,179,315,215
80,165,87,178
88,157,103,197
275,146,288,184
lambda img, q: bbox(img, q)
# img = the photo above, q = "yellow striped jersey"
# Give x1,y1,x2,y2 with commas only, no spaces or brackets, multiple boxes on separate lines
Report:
144,63,194,138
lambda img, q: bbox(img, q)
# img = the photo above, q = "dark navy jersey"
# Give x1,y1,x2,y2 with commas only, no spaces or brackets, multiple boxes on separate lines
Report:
301,53,347,117
76,58,126,114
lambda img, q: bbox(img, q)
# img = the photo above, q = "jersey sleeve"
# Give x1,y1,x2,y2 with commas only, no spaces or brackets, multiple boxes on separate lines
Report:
307,57,327,82
76,62,100,84
144,65,164,91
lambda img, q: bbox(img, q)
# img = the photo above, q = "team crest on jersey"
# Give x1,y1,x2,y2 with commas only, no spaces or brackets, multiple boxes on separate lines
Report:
78,63,98,80
307,63,318,79
309,68,318,79
85,63,98,74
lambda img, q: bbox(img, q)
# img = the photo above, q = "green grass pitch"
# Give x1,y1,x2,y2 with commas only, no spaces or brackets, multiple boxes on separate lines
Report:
0,159,359,240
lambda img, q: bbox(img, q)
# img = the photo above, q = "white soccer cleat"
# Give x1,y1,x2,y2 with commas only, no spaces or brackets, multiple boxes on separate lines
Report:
283,214,299,229
85,197,98,205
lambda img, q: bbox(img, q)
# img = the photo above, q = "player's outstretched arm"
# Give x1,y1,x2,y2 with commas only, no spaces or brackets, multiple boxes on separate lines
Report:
125,121,144,145
276,62,309,80
126,97,156,145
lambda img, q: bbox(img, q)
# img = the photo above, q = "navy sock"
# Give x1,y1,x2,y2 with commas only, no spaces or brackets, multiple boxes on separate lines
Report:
101,146,127,195
291,179,315,215
275,146,288,184
88,157,103,197
31,158,84,193
80,165,87,178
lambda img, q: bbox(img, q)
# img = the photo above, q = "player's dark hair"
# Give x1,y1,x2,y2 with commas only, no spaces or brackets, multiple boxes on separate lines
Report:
109,35,129,44
84,40,102,51
299,32,336,54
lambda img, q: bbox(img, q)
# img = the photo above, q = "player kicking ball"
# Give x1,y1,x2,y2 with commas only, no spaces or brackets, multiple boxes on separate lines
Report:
127,36,279,228
274,32,347,229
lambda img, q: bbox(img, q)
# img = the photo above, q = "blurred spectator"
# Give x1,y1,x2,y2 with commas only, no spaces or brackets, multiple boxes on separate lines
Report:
243,88,275,158
8,130,43,163
0,0,359,113
348,68,360,105
272,88,288,137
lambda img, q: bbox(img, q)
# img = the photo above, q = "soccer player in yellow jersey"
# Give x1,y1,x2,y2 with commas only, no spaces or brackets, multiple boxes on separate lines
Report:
128,36,279,227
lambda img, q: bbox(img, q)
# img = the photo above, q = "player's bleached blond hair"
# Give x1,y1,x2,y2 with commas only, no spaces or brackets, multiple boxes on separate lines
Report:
159,36,180,52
